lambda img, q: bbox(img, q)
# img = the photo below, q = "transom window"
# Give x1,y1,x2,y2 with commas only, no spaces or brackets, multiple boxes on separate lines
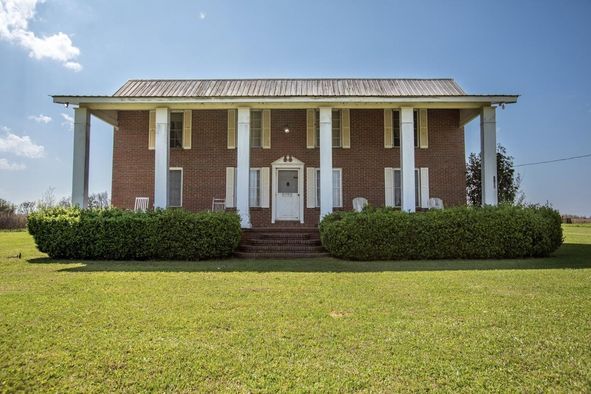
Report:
393,169,420,207
315,109,341,148
392,110,419,148
250,110,262,148
315,168,343,208
170,112,183,148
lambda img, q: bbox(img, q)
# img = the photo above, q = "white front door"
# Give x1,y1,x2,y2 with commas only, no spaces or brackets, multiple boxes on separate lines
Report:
276,169,300,221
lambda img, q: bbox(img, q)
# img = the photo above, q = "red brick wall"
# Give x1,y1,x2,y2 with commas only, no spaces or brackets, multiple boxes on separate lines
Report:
112,109,466,226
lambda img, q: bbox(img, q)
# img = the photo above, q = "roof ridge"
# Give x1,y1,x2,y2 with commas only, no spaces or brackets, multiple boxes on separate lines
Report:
124,77,458,82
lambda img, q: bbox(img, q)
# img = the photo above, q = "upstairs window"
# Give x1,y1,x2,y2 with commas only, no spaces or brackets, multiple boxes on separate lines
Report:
392,110,419,148
250,110,262,148
170,112,183,148
315,109,341,148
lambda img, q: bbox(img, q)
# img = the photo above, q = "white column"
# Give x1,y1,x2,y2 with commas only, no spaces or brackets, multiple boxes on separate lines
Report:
481,106,498,206
319,107,333,219
400,107,416,212
72,107,90,208
236,107,251,228
154,107,170,208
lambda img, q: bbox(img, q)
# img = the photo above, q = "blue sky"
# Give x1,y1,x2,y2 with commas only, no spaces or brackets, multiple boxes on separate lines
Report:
1,0,590,215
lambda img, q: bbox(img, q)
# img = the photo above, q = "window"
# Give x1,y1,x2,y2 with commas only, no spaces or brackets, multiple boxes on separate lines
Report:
393,168,420,207
169,168,183,207
315,109,341,148
315,168,343,208
170,112,183,148
249,169,261,207
250,110,262,148
392,110,418,148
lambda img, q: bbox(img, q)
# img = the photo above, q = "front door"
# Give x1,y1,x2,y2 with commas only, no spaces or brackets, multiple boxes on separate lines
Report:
276,169,300,221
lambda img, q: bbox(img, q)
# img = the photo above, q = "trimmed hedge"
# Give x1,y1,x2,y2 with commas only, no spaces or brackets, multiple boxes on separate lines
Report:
28,208,241,260
319,205,563,261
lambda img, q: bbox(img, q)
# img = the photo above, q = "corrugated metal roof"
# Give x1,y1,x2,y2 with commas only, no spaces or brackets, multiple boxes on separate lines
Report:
112,78,468,98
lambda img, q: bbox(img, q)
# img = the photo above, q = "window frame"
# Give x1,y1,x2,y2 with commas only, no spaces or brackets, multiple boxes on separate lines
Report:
392,110,419,148
249,110,263,148
315,109,342,148
315,168,343,208
168,167,183,207
169,111,184,149
392,168,420,208
249,168,261,207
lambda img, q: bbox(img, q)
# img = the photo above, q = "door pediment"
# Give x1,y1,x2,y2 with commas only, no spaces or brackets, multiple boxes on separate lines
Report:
271,155,304,167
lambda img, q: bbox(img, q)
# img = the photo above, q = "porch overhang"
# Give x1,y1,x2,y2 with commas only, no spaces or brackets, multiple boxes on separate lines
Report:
52,95,519,111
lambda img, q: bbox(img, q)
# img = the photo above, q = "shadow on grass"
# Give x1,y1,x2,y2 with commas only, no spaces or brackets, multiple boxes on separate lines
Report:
25,243,591,273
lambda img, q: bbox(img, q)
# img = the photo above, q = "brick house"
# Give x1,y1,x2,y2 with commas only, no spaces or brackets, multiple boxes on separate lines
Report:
52,78,517,228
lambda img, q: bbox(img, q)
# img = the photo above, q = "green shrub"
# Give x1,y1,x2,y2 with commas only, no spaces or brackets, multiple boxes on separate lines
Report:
27,207,241,260
319,205,563,260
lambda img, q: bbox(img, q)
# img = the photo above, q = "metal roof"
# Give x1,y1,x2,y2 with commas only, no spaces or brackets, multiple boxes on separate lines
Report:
112,78,469,98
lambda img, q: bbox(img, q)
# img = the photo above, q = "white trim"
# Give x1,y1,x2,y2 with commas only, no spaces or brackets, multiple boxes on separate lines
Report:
271,156,305,224
249,168,262,208
168,167,183,207
53,95,519,106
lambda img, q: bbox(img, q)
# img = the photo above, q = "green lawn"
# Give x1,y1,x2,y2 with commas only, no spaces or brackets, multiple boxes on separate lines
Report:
1,226,590,392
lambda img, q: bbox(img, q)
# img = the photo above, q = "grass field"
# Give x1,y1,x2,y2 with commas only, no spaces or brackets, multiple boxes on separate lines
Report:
1,225,590,392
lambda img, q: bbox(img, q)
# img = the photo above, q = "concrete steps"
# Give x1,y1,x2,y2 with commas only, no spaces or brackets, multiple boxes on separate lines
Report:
235,227,328,259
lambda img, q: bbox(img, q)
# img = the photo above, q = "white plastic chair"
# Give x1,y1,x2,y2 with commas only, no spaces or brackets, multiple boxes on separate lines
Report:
134,197,149,212
352,197,368,212
428,197,444,210
212,198,226,212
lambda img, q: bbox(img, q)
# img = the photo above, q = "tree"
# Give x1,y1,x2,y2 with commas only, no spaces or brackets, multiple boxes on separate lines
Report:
37,187,57,209
466,144,523,206
17,201,36,215
0,198,15,214
88,192,110,209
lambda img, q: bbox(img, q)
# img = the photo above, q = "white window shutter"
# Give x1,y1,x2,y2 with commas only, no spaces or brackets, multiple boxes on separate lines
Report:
419,109,428,149
420,167,430,208
306,167,316,208
306,109,315,149
225,167,235,208
182,110,192,149
341,109,350,149
148,110,156,150
227,109,236,149
384,167,394,206
262,109,271,149
384,109,393,148
260,167,270,208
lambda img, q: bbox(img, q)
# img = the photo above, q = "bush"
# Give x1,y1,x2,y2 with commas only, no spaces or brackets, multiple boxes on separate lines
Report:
319,205,563,260
0,213,28,230
27,207,242,260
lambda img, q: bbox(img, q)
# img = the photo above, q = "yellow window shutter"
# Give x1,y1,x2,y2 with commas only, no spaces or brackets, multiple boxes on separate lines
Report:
225,167,235,208
227,109,236,149
262,109,271,149
260,167,270,208
384,167,394,206
341,108,350,148
306,109,315,149
419,109,429,149
384,109,393,148
182,110,192,149
148,110,156,150
306,167,316,208
420,167,430,208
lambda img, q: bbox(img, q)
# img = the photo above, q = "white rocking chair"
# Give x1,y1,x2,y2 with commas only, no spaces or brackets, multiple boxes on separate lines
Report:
134,197,149,212
212,198,226,212
352,197,368,212
428,198,444,210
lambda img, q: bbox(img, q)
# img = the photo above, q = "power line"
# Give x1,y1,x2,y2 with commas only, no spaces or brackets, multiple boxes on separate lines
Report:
515,153,591,168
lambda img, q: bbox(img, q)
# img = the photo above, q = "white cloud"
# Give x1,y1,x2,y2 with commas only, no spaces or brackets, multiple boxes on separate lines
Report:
199,11,206,19
0,126,45,158
0,0,82,71
0,158,26,171
29,114,52,124
61,113,74,130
